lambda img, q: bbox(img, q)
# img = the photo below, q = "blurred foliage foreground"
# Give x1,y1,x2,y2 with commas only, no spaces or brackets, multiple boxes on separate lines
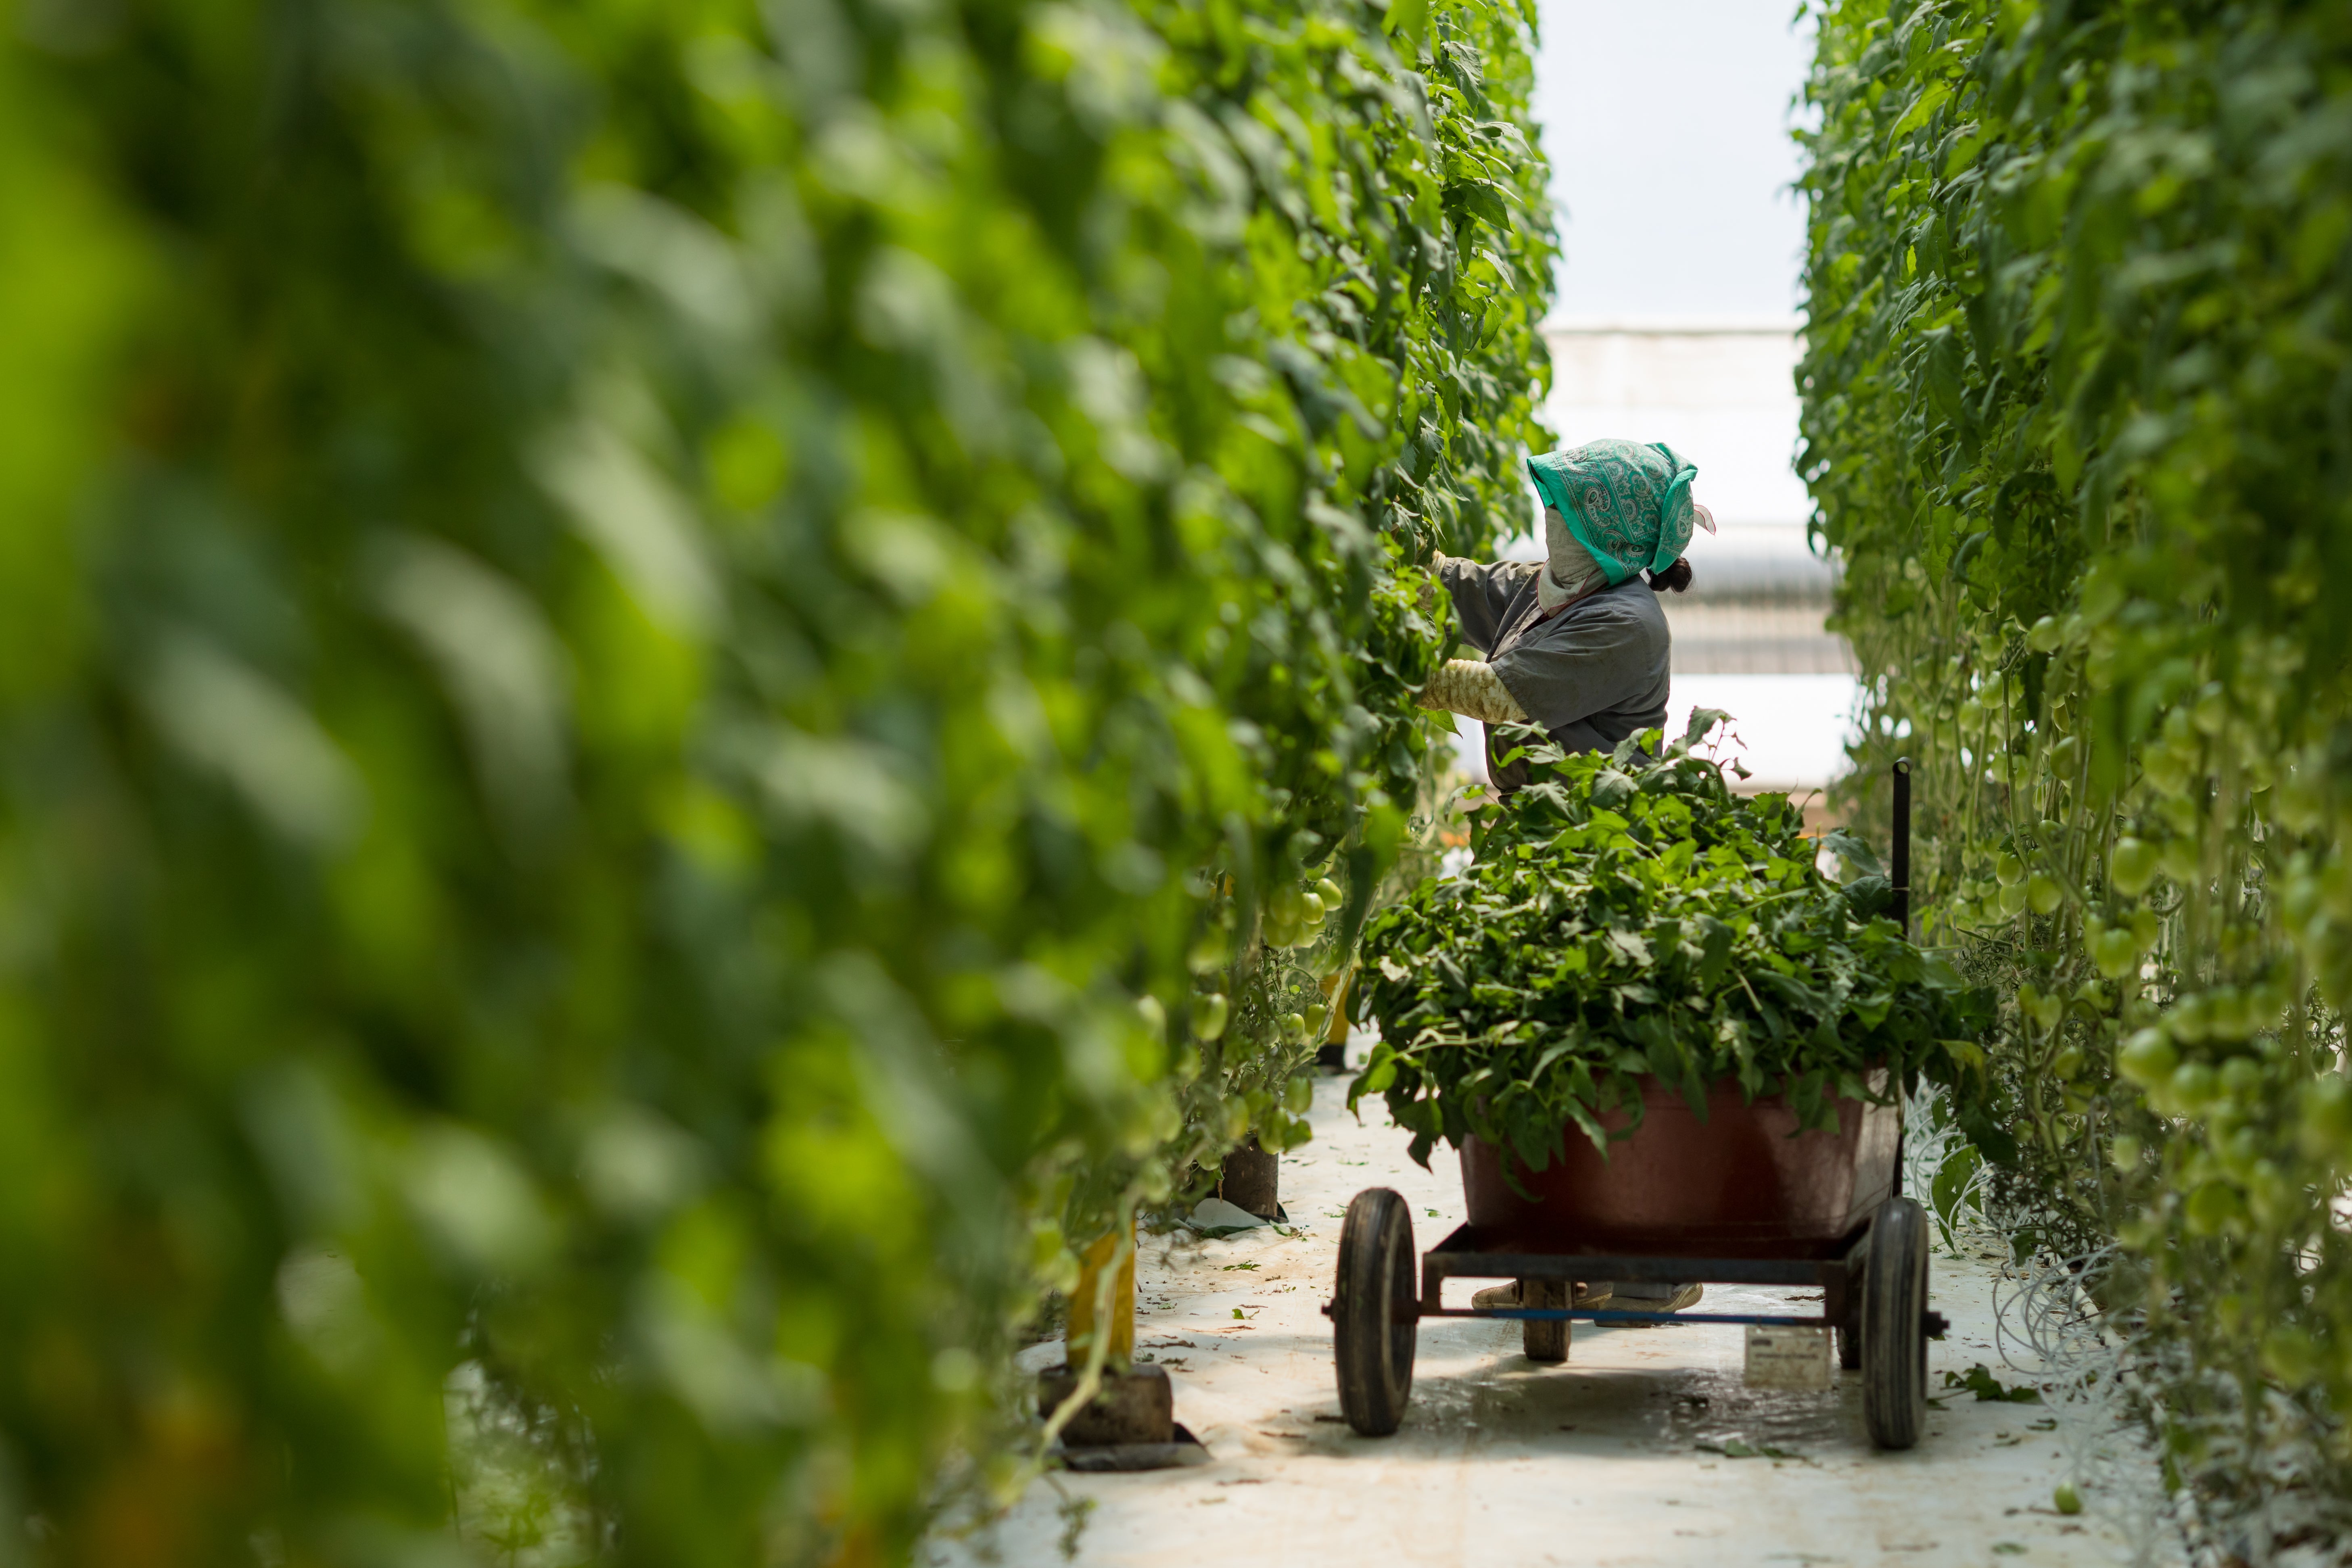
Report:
1802,0,2352,1553
0,0,1553,1558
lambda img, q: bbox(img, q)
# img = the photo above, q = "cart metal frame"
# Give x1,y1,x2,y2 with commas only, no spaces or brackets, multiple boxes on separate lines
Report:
1405,1221,1947,1336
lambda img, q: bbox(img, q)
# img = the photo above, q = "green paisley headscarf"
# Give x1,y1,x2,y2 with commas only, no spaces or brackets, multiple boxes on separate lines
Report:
1525,439,1699,586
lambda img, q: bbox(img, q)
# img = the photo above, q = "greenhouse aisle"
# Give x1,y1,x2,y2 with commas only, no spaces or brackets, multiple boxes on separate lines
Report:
929,1077,2162,1568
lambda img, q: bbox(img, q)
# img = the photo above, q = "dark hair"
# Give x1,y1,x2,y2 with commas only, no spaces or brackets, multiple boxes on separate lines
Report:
1649,556,1694,594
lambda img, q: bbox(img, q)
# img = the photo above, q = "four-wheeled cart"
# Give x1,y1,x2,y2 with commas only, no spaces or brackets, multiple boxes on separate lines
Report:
1328,762,1945,1449
1327,1074,1948,1447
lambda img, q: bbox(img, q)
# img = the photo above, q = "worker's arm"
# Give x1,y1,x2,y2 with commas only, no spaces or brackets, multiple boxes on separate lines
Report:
1416,658,1530,724
1430,554,1536,655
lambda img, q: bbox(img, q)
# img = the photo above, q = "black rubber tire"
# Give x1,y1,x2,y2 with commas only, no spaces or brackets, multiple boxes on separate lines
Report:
1334,1188,1417,1435
1861,1196,1930,1449
1521,1278,1570,1362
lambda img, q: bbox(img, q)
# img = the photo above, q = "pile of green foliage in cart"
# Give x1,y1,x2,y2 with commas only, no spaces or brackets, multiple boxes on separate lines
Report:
1801,0,2352,1543
0,0,1550,1558
1349,721,1991,1174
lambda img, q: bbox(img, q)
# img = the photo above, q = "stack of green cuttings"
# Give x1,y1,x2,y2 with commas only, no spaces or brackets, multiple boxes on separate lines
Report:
1351,719,1991,1173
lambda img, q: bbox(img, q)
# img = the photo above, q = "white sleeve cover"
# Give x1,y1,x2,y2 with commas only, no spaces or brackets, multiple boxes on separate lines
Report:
1416,658,1531,724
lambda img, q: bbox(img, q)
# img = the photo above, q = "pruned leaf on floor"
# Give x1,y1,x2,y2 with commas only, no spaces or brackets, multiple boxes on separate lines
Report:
1944,1364,2042,1403
1698,1438,1808,1462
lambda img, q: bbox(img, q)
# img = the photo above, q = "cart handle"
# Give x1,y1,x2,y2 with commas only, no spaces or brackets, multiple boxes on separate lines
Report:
1891,757,1911,939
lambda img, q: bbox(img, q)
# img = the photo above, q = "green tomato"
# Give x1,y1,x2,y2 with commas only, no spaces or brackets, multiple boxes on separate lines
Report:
1281,1011,1308,1042
2053,1483,2083,1516
2299,1076,2352,1165
2027,615,2062,653
1300,890,1326,926
2051,1046,2083,1080
2091,924,2141,980
1314,877,1344,910
2168,1060,2218,1114
1996,852,2026,887
2143,745,2191,795
2168,994,2210,1043
1997,880,2028,917
2117,1028,2178,1088
2218,1055,2262,1097
2110,837,2158,896
1304,1002,1328,1038
1191,992,1229,1042
2016,985,2062,1031
2026,872,2063,916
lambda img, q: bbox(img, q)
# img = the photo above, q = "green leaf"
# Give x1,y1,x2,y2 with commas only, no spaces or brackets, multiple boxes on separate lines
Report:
1383,0,1430,50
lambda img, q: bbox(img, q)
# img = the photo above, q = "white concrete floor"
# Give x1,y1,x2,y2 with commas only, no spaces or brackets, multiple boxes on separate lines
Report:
934,1076,2150,1568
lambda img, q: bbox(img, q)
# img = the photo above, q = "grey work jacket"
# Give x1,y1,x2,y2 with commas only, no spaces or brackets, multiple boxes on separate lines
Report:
1433,554,1672,789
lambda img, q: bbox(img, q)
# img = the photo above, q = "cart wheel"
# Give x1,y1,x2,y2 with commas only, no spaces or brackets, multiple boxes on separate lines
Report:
1861,1196,1930,1449
1521,1278,1570,1362
1334,1188,1417,1436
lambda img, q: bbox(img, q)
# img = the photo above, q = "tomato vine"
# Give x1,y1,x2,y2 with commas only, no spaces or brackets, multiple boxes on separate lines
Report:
1801,0,2352,1539
0,0,1551,1557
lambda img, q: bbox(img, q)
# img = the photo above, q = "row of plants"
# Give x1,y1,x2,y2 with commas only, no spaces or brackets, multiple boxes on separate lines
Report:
0,0,1551,1558
1351,720,1989,1174
1798,0,2352,1548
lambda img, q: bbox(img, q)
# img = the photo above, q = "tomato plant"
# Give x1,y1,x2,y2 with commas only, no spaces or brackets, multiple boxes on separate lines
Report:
1801,0,2352,1539
0,0,1552,1557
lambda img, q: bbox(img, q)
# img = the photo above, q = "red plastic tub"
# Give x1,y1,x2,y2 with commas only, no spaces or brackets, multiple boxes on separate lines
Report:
1459,1072,1899,1259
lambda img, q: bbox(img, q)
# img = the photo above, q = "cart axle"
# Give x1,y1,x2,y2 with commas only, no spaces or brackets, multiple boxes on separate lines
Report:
1426,1307,1831,1328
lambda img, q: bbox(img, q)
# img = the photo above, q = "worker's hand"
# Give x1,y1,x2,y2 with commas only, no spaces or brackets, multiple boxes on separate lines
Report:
1414,568,1441,619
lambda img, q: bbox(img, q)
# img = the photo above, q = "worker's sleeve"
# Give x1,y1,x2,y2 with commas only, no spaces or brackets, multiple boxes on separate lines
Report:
1487,596,1664,734
1431,554,1535,656
1416,659,1530,724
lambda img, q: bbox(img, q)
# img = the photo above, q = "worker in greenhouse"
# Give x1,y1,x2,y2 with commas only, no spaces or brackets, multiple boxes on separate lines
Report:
1422,437,1714,1319
1418,437,1713,794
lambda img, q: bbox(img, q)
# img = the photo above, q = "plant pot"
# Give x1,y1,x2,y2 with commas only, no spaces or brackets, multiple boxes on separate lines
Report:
1217,1135,1280,1219
1038,1363,1174,1446
1460,1072,1898,1259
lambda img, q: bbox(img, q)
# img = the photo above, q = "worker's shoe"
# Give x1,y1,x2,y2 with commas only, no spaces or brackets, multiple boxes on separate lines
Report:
1470,1281,1613,1311
1605,1281,1705,1313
